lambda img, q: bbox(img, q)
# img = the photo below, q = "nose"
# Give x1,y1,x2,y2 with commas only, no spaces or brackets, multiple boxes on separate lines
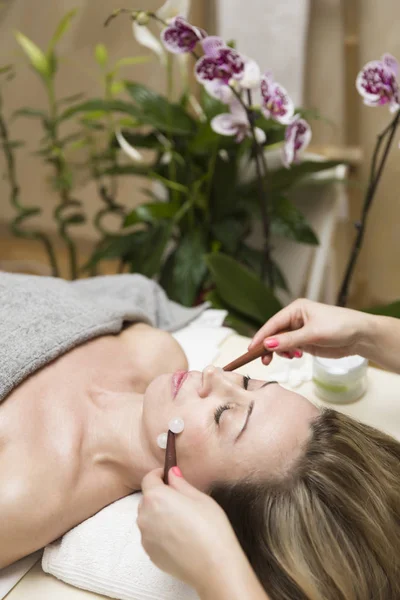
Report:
199,365,236,398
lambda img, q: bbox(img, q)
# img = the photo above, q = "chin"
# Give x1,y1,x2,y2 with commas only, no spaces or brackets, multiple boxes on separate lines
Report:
144,373,171,404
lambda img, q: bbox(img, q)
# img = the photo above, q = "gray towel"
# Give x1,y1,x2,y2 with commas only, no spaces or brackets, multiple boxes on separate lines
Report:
0,272,206,402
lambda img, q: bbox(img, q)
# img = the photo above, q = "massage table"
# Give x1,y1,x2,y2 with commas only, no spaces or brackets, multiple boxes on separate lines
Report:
4,330,400,600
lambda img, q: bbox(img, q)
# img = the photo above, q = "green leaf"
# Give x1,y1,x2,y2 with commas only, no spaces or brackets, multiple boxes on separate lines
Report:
19,207,41,219
189,122,221,154
12,108,47,121
363,300,400,319
124,201,180,226
150,171,188,194
110,81,125,96
210,154,238,220
48,9,78,54
15,31,51,79
95,44,108,68
211,218,247,254
47,52,58,78
206,290,259,337
271,195,319,245
271,160,344,193
253,113,286,145
205,253,282,325
58,92,85,107
127,224,173,278
239,159,343,199
60,99,143,123
160,230,208,306
124,81,195,135
200,86,227,120
83,234,138,271
64,213,86,225
239,244,290,293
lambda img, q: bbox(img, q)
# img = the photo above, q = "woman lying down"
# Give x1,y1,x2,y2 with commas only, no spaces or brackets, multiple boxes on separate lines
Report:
0,272,399,600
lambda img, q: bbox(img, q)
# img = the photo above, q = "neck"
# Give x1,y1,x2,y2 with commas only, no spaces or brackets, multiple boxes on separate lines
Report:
87,387,160,491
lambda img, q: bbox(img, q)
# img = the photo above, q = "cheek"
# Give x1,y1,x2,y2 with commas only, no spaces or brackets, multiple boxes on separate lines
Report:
175,418,229,490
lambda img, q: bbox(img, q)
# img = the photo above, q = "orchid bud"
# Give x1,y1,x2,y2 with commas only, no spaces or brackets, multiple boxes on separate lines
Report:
136,11,150,26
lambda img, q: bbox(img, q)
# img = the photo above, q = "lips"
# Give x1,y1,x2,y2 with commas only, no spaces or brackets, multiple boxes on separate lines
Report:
172,370,188,398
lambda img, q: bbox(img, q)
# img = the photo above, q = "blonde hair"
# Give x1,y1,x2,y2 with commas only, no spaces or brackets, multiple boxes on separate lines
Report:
211,409,400,600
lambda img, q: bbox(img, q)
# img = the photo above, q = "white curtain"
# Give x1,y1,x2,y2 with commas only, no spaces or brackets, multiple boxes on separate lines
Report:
216,0,310,107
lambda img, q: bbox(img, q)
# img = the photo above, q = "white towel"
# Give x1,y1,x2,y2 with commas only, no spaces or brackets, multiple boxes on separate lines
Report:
42,494,198,600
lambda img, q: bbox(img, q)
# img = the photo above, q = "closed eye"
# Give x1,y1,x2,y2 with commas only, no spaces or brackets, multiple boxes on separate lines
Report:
214,375,252,424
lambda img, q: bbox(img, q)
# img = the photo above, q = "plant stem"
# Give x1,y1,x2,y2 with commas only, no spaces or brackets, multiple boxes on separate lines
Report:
86,130,126,275
0,94,59,276
245,89,274,288
47,81,81,280
337,109,400,307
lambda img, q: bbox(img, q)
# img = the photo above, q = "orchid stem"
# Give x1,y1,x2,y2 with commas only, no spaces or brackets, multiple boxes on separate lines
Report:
337,108,400,307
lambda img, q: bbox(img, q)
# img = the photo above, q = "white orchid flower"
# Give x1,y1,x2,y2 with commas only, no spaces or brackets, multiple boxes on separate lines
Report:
115,129,143,162
157,0,190,23
240,59,262,90
132,21,166,65
211,99,266,144
133,0,190,64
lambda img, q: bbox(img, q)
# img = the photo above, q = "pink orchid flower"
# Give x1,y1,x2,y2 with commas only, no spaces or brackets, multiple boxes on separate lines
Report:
260,71,295,125
283,115,312,167
211,99,266,144
195,36,245,85
160,16,206,54
356,53,400,113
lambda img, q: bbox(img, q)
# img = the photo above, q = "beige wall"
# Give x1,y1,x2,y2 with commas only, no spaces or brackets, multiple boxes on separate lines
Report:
306,0,400,307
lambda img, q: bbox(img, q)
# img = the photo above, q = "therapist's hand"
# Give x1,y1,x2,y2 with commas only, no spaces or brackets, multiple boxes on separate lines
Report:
137,467,242,591
249,299,372,365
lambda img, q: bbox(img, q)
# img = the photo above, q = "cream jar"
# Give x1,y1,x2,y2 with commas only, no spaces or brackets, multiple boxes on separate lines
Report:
312,355,368,404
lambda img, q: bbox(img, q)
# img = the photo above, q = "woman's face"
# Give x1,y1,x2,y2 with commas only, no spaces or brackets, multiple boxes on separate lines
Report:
142,366,319,490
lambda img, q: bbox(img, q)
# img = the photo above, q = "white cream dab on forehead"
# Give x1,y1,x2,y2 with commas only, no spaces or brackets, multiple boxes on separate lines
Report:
168,417,185,434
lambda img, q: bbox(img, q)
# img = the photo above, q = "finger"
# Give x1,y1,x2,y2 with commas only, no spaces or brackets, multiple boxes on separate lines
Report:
261,354,273,366
168,467,205,500
279,351,293,359
249,305,299,349
141,468,165,494
261,328,310,354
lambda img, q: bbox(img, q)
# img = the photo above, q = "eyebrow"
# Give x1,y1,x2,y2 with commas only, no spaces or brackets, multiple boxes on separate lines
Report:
261,380,278,388
235,381,277,442
235,401,254,442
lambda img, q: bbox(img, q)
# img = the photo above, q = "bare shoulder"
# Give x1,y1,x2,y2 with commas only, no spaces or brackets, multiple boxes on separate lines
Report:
0,471,55,568
119,323,188,387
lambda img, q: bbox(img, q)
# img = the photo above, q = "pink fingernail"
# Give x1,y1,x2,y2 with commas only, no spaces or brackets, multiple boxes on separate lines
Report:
294,351,302,358
265,338,279,349
171,466,183,477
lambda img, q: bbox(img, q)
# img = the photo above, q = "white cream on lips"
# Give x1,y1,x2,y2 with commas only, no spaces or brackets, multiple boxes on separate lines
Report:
156,417,185,448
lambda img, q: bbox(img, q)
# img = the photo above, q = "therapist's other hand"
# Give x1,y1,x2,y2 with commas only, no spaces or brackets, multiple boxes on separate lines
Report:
249,299,371,365
137,467,240,590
